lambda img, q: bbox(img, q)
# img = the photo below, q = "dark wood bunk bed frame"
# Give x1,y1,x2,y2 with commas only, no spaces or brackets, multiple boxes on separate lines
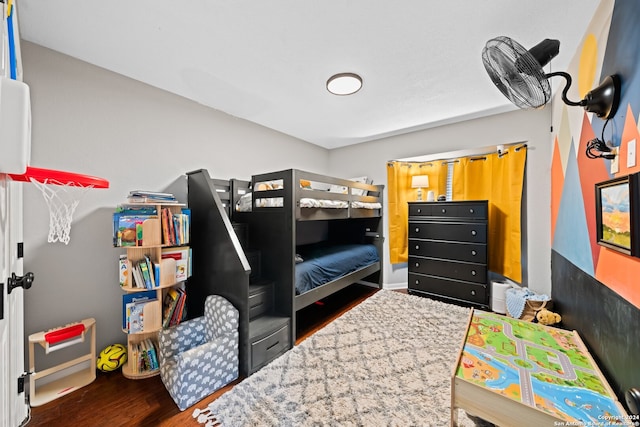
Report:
186,168,384,377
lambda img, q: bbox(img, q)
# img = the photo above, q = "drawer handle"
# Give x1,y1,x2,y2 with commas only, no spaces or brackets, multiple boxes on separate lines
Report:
471,270,476,276
469,208,474,214
267,341,280,352
415,227,420,233
441,208,447,213
471,230,477,236
415,245,420,250
415,262,420,268
417,208,422,213
471,250,477,256
415,279,420,285
471,290,476,296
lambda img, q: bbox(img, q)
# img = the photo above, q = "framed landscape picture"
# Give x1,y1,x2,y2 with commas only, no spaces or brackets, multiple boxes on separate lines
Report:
595,174,640,257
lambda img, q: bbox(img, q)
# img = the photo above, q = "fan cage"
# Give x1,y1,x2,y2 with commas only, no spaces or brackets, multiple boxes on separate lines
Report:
482,36,551,110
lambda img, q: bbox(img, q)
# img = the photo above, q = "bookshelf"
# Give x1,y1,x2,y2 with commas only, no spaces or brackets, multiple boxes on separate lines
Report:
114,199,191,380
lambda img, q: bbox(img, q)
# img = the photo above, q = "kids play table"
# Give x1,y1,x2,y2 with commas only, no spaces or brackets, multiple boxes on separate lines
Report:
451,310,634,426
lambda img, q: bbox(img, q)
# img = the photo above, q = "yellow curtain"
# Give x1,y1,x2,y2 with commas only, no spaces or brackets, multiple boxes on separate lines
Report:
489,147,527,282
387,161,445,264
389,145,527,281
457,147,527,282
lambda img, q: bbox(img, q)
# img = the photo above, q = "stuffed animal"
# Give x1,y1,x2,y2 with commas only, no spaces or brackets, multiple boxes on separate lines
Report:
536,308,561,326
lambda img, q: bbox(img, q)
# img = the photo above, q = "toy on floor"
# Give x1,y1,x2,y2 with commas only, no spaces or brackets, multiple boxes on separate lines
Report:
536,308,562,326
97,343,128,372
28,318,96,407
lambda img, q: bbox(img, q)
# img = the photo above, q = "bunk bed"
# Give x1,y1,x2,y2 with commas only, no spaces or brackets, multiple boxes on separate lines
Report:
232,169,384,311
186,168,384,376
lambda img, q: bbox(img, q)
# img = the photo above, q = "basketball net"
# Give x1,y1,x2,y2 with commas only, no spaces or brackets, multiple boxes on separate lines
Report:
29,178,93,245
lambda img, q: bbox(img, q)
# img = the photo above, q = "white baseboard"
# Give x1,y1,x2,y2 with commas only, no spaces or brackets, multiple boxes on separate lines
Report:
382,282,407,291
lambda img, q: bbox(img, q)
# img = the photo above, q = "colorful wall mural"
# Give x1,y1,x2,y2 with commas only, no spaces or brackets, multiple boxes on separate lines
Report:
552,0,640,309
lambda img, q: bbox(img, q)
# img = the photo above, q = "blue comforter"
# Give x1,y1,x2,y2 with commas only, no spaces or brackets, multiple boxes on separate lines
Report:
295,243,379,295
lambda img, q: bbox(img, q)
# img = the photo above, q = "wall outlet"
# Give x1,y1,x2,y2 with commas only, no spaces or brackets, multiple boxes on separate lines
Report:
628,139,636,168
611,148,619,173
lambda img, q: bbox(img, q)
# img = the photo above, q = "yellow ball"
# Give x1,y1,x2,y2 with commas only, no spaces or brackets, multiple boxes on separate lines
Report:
97,344,127,372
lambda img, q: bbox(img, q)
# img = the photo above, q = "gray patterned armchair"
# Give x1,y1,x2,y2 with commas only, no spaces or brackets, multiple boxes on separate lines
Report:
158,295,239,411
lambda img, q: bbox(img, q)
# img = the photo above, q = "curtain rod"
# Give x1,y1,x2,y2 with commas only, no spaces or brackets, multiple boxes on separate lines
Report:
388,143,527,165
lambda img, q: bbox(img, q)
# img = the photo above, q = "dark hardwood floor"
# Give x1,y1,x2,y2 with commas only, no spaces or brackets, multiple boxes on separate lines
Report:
27,285,379,427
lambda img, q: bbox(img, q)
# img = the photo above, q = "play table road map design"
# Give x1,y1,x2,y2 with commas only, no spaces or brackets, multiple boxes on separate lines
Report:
451,310,633,426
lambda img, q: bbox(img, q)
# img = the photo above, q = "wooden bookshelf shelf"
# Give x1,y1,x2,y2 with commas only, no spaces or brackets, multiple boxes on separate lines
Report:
114,201,191,380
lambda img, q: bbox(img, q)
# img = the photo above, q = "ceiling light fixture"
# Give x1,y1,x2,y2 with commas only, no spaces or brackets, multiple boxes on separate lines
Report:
326,73,362,96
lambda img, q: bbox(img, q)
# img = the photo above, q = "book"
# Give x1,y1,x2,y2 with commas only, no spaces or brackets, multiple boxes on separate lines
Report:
127,190,178,205
128,190,175,199
114,215,153,247
141,339,152,371
122,291,156,330
154,263,160,288
173,214,181,245
119,254,128,287
145,338,159,370
126,302,145,333
162,288,181,328
170,288,186,326
130,343,138,373
127,196,180,205
161,247,190,281
161,207,174,245
131,263,145,288
138,259,153,289
167,210,176,245
116,205,157,216
145,256,156,288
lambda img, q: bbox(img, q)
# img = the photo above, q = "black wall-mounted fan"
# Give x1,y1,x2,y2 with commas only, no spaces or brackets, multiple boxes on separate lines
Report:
482,36,620,120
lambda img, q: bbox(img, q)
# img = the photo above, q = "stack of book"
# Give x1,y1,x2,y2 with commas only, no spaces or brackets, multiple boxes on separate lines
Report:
131,255,158,289
122,290,157,333
162,287,186,328
127,190,179,204
118,249,191,289
130,338,159,374
113,205,190,248
161,207,191,246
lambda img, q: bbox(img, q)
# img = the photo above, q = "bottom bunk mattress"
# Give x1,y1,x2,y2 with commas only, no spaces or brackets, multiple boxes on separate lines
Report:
295,243,379,295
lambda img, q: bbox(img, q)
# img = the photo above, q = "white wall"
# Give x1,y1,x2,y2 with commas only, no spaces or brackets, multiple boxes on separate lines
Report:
328,108,553,295
20,41,554,367
21,42,329,365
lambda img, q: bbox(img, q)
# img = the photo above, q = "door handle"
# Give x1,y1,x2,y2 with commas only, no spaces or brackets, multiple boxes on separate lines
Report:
8,272,34,294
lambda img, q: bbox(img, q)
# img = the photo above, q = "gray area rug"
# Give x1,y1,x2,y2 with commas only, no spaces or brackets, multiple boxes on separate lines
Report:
193,290,479,426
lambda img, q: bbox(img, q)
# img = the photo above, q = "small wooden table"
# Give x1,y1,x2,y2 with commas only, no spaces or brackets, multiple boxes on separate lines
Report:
451,310,632,426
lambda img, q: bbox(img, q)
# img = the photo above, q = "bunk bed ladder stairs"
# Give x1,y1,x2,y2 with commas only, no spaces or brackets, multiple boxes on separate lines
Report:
232,222,291,374
233,222,274,321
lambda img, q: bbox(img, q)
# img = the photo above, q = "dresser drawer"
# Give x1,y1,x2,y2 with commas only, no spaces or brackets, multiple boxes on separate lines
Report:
409,203,432,217
408,273,488,305
409,222,487,243
409,239,486,263
409,257,486,284
250,323,290,372
430,202,487,219
410,201,488,220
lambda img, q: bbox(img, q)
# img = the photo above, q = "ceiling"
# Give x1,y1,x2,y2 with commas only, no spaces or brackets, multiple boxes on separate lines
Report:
17,1,600,149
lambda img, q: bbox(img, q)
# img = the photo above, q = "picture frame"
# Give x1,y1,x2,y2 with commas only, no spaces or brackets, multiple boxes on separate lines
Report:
595,173,640,257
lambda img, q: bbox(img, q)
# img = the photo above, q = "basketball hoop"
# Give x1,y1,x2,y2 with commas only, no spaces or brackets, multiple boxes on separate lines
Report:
8,167,109,244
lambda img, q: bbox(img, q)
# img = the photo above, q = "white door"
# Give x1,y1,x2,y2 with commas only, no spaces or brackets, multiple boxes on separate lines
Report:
1,1,30,425
0,176,29,427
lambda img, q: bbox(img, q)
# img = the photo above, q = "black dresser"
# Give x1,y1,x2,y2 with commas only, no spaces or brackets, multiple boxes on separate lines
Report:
408,200,489,308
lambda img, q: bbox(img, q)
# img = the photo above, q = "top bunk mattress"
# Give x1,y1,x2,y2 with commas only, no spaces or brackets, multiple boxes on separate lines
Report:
235,192,381,212
295,243,379,295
